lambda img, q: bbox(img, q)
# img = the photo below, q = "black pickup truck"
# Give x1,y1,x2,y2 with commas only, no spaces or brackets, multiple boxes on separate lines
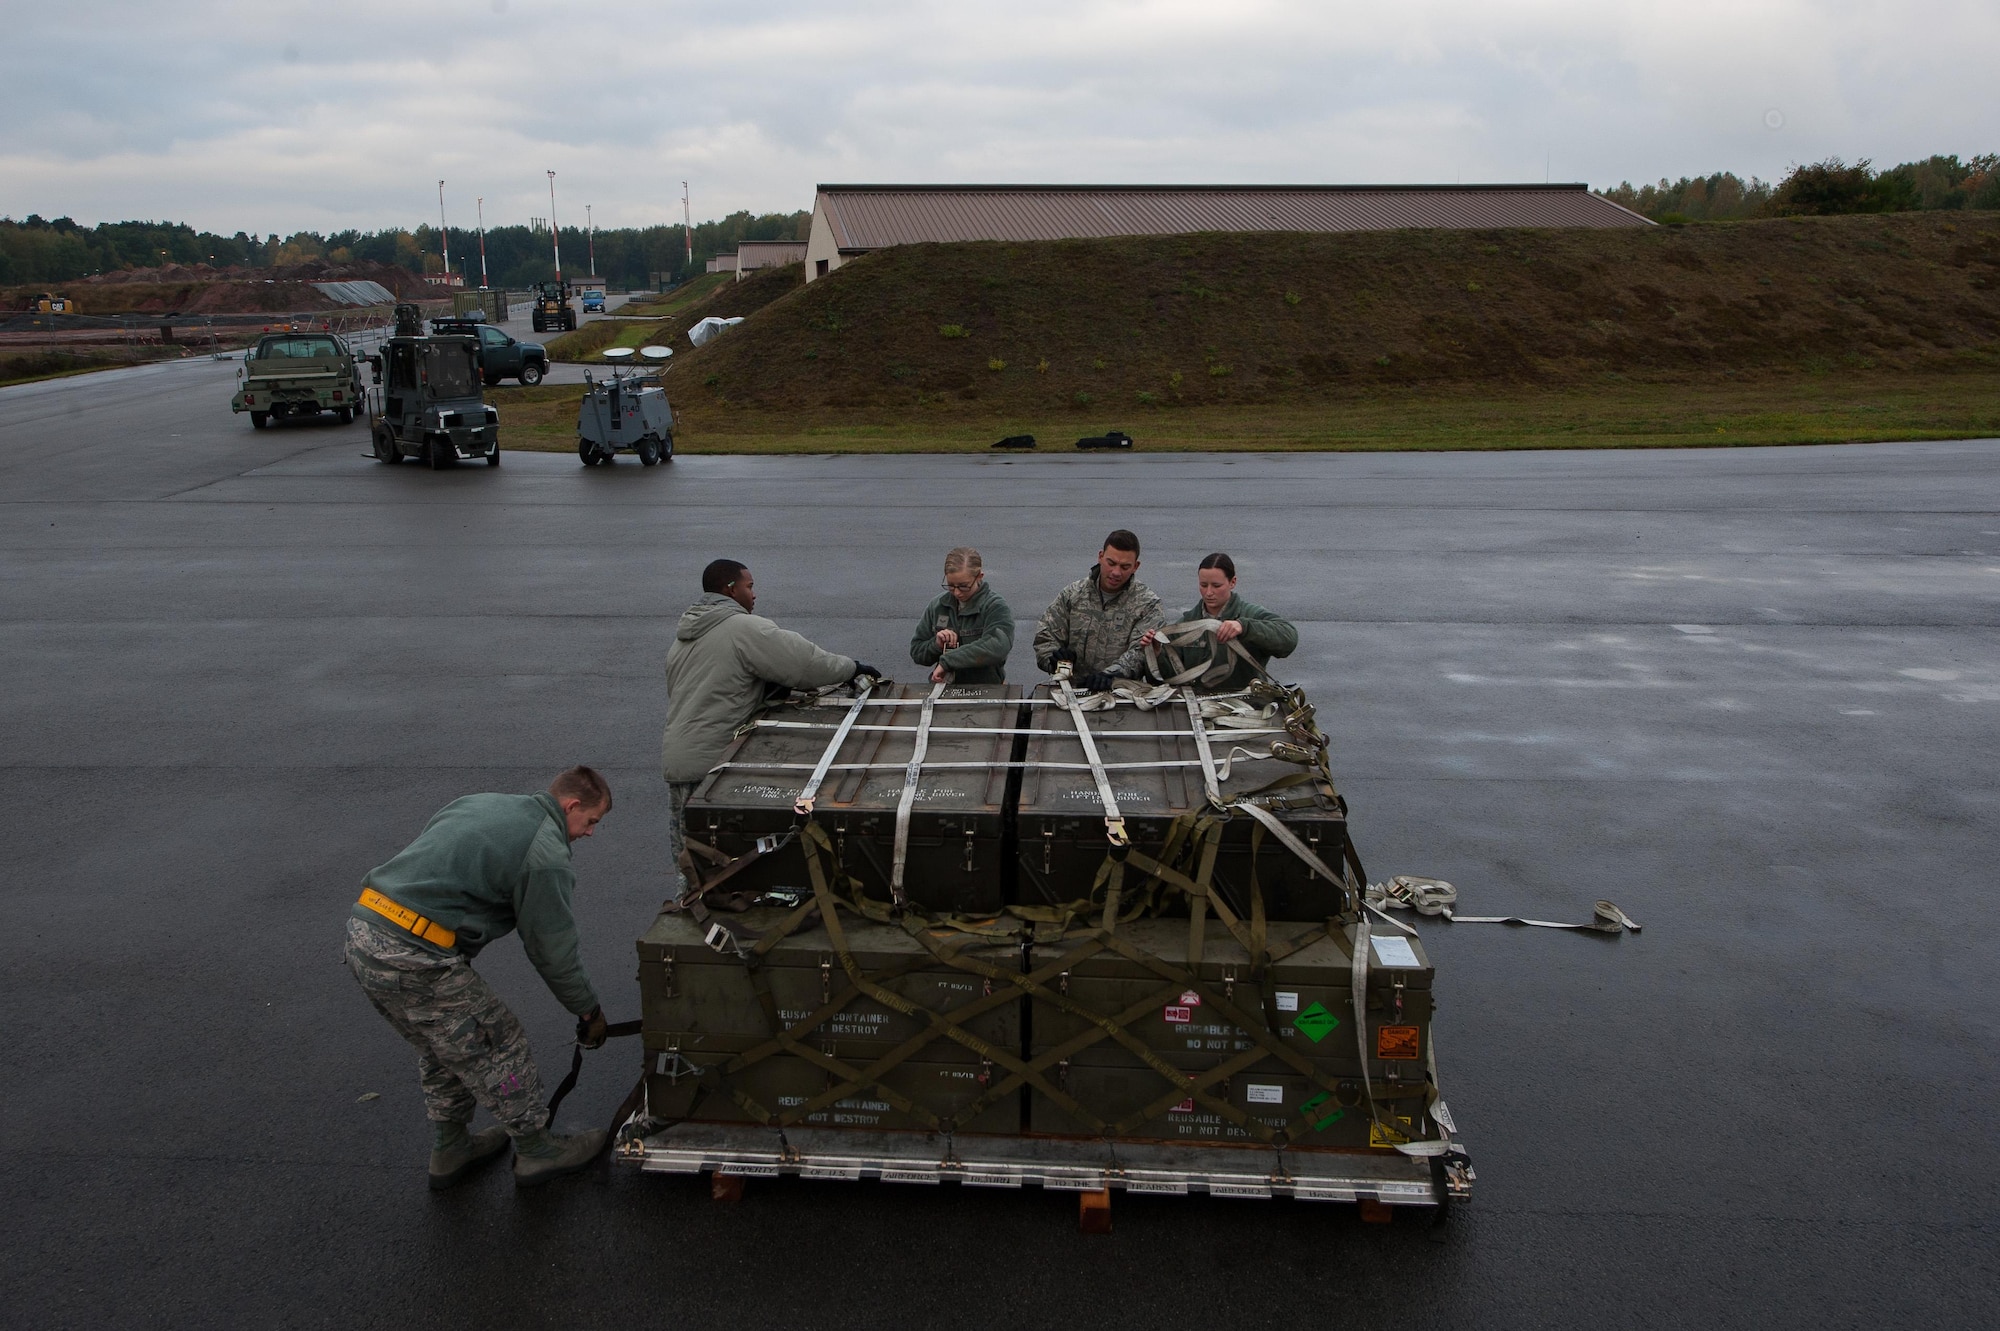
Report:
430,318,549,386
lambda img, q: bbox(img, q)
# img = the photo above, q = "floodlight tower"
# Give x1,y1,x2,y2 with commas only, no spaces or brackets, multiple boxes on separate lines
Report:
547,170,563,283
438,181,451,280
476,197,489,289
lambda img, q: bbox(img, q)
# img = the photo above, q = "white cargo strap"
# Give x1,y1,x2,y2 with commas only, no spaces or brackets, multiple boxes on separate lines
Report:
1367,875,1642,934
1181,687,1224,806
793,678,874,816
1145,619,1276,690
888,678,949,906
1053,664,1127,847
753,719,1283,740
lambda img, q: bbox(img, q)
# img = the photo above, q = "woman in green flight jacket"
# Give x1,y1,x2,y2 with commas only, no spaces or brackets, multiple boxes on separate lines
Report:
909,546,1015,684
1144,552,1297,690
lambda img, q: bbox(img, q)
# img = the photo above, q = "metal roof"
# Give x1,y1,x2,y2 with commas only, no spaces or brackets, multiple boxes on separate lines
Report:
815,184,1650,250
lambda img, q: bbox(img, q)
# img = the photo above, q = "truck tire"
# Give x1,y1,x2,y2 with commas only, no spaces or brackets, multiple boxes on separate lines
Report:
486,448,501,468
373,426,400,463
428,436,455,469
577,438,597,467
660,431,674,462
638,435,660,466
251,411,269,430
336,406,354,424
519,362,544,386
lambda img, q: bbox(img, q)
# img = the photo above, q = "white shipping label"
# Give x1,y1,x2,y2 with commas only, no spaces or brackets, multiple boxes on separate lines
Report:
1276,991,1299,1012
1370,935,1422,968
1245,1083,1284,1105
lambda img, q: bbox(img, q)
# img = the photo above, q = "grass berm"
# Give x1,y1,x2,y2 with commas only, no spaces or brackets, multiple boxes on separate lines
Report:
497,213,2000,453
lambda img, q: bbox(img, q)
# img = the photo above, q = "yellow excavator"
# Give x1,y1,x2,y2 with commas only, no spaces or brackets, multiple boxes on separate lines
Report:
31,293,73,314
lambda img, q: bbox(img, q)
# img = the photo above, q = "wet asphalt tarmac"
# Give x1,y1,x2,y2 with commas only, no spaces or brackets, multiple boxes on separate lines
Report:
2,358,1995,1329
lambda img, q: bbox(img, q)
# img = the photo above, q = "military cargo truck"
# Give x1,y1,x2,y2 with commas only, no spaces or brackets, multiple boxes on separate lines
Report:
232,330,367,428
616,673,1474,1219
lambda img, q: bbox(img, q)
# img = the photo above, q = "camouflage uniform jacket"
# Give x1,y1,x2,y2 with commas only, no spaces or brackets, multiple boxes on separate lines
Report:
354,791,600,1015
1032,567,1165,676
1158,591,1298,691
908,582,1014,684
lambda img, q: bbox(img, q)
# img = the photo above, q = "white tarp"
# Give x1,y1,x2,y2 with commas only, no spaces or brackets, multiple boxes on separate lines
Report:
311,280,398,306
687,316,744,348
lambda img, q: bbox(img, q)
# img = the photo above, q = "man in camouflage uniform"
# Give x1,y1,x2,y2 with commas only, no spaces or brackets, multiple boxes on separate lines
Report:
1031,529,1164,692
345,766,614,1189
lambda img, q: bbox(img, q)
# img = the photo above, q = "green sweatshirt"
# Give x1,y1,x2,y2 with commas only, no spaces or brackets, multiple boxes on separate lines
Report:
1163,592,1299,691
354,791,600,1015
908,582,1014,684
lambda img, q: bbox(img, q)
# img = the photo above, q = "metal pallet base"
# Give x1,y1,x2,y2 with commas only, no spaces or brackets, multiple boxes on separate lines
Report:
620,1110,1473,1207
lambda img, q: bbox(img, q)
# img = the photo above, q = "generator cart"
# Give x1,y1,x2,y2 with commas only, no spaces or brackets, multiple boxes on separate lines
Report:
606,666,1479,1224
576,347,674,466
364,306,500,468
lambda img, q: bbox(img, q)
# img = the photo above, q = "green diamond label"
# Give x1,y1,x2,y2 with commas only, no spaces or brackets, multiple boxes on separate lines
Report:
1300,1091,1346,1132
1293,1001,1340,1043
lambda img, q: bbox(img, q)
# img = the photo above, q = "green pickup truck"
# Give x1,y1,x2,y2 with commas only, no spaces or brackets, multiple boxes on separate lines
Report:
232,331,367,428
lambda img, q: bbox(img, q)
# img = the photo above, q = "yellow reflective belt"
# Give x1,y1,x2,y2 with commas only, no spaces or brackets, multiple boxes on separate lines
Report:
358,887,457,949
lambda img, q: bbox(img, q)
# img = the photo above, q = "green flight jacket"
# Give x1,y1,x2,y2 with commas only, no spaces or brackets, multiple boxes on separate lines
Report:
354,791,601,1015
1161,592,1298,691
908,582,1014,684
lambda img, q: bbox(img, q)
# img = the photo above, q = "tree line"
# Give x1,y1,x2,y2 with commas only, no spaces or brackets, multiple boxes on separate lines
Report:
0,209,810,289
1601,153,1999,222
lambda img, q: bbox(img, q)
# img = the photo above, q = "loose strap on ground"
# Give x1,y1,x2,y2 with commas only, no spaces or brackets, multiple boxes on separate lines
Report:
1365,876,1642,934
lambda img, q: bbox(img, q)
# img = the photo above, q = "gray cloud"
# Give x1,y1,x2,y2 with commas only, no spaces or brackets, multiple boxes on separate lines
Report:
1,0,1993,232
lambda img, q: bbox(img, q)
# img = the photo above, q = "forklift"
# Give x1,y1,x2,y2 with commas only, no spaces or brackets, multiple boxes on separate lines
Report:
365,306,500,468
530,280,577,333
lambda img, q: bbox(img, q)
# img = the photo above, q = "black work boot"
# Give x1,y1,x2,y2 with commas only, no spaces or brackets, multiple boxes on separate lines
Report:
428,1121,510,1191
511,1127,608,1187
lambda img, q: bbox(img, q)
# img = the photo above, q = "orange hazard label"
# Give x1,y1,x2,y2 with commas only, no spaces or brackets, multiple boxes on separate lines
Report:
1376,1025,1420,1060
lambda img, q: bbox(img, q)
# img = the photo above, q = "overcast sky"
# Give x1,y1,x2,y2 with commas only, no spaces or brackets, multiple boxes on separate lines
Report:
3,0,1993,234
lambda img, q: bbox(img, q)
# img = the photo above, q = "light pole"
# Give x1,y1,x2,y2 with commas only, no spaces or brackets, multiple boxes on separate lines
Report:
476,197,489,289
438,180,451,282
547,170,563,284
586,204,595,278
682,181,693,275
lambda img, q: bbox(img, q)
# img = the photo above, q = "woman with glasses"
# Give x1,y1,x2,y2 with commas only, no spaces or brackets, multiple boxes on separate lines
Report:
909,547,1015,684
1143,552,1296,691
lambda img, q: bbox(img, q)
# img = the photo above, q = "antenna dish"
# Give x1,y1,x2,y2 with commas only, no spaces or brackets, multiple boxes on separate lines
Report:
601,346,635,360
640,345,672,361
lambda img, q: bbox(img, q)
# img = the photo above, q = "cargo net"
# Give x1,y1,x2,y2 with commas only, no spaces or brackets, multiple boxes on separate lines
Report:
655,675,1460,1160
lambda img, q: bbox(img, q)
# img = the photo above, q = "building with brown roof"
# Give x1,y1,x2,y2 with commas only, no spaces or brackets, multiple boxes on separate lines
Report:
734,240,808,280
804,183,1651,280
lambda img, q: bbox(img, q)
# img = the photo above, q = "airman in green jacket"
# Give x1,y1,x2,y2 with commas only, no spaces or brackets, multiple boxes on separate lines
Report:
1145,552,1298,691
909,547,1014,684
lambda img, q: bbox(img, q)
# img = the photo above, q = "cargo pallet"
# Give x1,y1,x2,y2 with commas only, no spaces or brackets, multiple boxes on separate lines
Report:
618,1114,1472,1211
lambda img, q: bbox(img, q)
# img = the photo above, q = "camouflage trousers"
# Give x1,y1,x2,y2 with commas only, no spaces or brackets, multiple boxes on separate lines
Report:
664,780,698,903
344,916,547,1134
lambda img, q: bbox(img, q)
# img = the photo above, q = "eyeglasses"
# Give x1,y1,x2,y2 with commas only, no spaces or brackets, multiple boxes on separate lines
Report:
942,579,980,592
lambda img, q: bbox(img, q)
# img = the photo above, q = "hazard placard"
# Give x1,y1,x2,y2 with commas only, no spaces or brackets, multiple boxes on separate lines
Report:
1376,1024,1420,1060
1163,1005,1193,1025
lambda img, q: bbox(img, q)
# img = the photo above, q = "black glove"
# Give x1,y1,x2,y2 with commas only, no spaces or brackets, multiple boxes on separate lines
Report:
1080,670,1118,693
1051,648,1078,667
578,1006,608,1050
851,662,884,683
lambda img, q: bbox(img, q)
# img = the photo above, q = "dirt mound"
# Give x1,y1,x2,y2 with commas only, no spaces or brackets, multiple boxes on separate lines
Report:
669,214,2000,416
19,259,435,316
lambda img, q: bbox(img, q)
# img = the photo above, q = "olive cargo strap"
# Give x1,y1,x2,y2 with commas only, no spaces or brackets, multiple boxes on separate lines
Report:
357,886,457,950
